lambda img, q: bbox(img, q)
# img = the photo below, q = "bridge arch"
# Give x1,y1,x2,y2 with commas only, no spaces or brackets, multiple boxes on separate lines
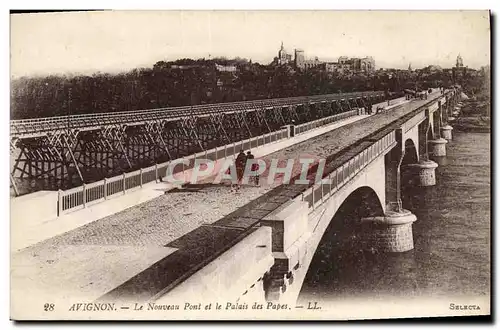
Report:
302,155,388,249
298,186,384,299
257,153,390,304
403,138,419,165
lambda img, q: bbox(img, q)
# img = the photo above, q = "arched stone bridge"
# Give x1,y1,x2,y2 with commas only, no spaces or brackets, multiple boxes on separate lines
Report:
99,87,462,307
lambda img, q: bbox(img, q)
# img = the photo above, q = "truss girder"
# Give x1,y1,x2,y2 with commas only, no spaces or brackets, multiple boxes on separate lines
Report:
11,129,84,191
283,105,300,124
11,91,387,138
11,92,389,194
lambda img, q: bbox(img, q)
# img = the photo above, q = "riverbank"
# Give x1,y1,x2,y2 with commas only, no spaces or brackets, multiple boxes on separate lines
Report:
453,95,490,133
453,118,490,133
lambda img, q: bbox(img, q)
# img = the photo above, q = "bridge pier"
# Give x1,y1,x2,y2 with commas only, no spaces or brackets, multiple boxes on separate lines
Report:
407,159,438,186
441,125,453,140
380,130,418,252
360,209,417,253
438,99,453,141
428,138,448,157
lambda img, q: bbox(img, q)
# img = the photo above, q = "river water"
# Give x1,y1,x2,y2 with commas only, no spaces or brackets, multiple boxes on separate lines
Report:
298,131,490,302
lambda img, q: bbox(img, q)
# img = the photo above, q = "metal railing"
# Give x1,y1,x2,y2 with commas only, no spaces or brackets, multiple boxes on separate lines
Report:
58,128,289,215
297,130,396,210
294,109,360,135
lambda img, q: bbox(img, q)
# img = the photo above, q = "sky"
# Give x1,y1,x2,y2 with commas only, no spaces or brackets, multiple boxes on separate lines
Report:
10,10,490,78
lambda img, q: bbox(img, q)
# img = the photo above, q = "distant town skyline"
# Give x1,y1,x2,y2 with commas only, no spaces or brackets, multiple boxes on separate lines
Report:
10,10,490,77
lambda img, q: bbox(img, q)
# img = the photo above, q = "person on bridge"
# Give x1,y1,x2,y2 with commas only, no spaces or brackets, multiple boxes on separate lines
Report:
246,151,260,186
235,150,246,189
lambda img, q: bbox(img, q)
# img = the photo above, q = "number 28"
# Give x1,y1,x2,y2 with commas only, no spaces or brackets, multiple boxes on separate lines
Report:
44,303,55,311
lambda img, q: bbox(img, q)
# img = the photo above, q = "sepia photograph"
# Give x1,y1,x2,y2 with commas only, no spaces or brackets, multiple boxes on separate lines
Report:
8,9,491,321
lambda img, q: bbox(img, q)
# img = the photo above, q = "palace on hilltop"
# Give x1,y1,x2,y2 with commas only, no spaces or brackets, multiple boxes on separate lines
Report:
272,42,375,74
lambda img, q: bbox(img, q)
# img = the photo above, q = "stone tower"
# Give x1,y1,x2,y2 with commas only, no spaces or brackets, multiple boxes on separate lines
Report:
278,42,288,65
456,54,464,68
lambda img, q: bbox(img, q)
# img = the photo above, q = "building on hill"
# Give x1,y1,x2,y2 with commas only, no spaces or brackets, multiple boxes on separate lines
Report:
335,56,375,73
277,42,292,65
215,63,237,73
302,56,322,70
325,62,341,73
452,54,467,82
359,57,375,72
338,56,349,64
171,64,200,70
293,49,322,70
456,54,464,68
273,43,323,70
294,49,305,68
272,42,375,74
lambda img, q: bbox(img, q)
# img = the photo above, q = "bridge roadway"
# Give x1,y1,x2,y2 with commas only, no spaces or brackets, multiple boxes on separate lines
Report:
10,92,441,306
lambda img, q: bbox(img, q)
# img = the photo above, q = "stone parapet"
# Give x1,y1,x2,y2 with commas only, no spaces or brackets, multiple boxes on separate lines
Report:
163,226,274,303
261,200,309,253
261,199,310,302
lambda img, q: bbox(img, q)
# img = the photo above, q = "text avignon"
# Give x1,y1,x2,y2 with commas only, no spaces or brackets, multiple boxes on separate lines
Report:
68,303,115,311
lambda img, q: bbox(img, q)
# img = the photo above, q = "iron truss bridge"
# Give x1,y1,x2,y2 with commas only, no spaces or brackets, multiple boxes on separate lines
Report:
10,91,386,194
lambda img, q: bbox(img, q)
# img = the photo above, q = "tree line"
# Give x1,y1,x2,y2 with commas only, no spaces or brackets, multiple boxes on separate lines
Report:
10,59,485,119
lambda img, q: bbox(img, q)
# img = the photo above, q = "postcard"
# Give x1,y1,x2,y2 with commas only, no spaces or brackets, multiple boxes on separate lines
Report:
10,10,491,320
